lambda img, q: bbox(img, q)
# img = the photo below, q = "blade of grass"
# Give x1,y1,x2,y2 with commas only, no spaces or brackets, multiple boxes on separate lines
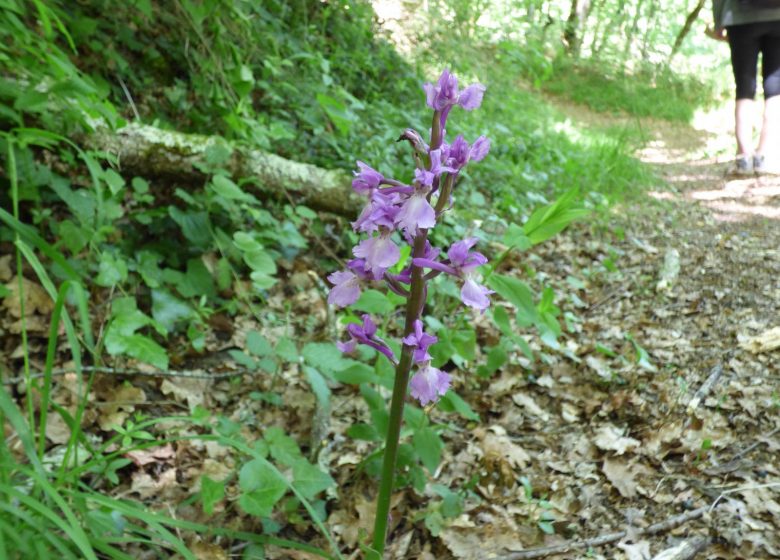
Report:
0,482,96,560
37,281,70,458
81,491,337,559
6,138,34,433
0,391,98,560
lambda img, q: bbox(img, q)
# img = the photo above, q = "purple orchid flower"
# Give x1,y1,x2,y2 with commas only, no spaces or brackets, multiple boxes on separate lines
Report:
409,362,451,405
446,135,491,172
344,314,396,362
353,232,401,279
353,190,400,234
327,259,370,307
395,190,436,234
412,237,493,311
423,69,486,113
403,320,438,363
352,161,384,195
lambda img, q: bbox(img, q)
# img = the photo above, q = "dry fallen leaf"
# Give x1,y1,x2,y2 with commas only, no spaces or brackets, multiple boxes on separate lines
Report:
593,424,641,455
125,443,175,467
739,326,780,353
603,457,639,498
2,277,53,318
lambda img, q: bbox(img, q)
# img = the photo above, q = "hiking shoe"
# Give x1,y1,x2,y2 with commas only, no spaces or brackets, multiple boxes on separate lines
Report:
754,154,780,175
754,154,766,174
731,154,754,176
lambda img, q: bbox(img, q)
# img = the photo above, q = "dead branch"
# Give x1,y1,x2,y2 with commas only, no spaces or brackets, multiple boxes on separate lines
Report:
497,506,708,560
84,123,362,216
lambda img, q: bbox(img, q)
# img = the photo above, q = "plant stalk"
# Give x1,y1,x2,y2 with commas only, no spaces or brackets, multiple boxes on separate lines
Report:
371,233,428,555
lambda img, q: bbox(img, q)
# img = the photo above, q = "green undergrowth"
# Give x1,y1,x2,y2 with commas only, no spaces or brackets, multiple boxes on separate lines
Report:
541,58,719,123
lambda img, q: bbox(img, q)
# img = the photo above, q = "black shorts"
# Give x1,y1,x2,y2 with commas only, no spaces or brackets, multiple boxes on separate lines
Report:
728,21,780,99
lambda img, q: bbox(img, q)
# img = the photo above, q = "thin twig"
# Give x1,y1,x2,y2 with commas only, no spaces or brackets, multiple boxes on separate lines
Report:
3,365,256,385
685,362,725,415
709,481,780,512
117,75,141,122
731,424,780,461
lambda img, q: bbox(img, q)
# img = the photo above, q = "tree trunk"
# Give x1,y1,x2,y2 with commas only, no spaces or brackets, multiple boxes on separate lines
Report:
84,123,362,217
563,0,592,57
669,0,707,60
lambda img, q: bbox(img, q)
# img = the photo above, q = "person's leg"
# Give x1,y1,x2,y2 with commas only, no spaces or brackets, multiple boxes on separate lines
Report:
757,24,780,159
735,98,757,156
728,25,761,158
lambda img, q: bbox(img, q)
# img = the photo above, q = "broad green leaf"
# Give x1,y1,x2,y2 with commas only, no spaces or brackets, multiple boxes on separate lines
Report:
302,342,346,374
316,92,353,135
303,366,330,410
275,337,299,363
413,427,443,472
178,258,216,298
346,423,379,441
353,289,394,314
292,462,334,500
487,274,538,324
265,427,303,467
438,391,479,421
502,223,532,250
523,188,589,245
151,289,193,332
102,168,125,195
246,331,273,357
169,206,211,248
105,332,168,370
331,362,375,385
200,476,225,515
95,252,128,287
238,459,287,517
211,174,256,203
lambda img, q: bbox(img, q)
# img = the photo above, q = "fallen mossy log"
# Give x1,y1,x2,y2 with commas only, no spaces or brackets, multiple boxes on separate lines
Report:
85,123,362,216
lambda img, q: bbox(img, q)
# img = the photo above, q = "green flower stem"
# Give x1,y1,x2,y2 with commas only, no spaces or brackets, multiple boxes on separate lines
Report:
371,232,428,555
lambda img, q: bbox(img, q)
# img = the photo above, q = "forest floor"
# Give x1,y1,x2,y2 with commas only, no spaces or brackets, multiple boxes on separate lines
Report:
4,100,780,560
427,98,780,560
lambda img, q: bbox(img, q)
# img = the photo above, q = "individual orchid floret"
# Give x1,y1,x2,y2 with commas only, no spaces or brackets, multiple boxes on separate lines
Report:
448,237,488,271
395,189,436,234
412,237,493,311
402,320,438,363
344,314,396,363
460,277,493,310
337,339,357,354
353,232,401,278
327,270,361,307
446,135,491,172
353,190,400,234
423,69,486,113
327,259,370,307
352,161,384,195
409,362,451,405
